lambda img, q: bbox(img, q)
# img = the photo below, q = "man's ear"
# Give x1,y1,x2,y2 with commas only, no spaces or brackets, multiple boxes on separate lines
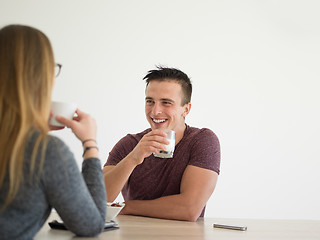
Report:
183,102,191,117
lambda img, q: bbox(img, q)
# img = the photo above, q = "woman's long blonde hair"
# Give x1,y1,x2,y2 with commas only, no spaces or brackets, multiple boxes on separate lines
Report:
0,25,55,208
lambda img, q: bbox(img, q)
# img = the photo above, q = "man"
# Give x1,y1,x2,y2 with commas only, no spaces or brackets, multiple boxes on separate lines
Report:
103,67,220,221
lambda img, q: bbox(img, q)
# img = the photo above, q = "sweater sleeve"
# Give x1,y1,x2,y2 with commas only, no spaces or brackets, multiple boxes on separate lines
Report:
41,136,106,237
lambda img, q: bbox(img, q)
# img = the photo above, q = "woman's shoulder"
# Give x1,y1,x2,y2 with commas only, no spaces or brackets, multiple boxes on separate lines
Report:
46,134,68,149
24,131,76,175
45,134,74,160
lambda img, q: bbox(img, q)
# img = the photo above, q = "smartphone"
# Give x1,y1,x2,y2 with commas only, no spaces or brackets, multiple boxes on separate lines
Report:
213,223,247,231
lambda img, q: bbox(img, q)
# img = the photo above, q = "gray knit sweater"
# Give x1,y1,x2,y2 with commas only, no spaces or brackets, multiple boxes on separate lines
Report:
0,133,106,239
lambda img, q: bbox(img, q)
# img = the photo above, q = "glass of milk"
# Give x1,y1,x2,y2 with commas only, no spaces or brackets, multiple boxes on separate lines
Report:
153,129,175,158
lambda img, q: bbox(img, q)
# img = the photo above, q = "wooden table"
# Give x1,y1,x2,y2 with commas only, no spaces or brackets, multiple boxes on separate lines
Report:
35,212,320,240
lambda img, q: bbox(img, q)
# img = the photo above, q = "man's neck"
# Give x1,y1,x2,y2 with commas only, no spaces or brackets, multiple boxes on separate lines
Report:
175,123,187,145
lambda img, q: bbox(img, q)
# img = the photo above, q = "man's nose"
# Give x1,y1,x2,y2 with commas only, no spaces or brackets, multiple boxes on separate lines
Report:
152,102,162,115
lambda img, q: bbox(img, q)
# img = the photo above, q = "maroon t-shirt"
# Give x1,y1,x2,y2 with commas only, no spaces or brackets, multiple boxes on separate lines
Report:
105,125,220,217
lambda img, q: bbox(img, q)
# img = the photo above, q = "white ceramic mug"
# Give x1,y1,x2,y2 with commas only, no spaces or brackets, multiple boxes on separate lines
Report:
153,129,176,158
49,101,77,127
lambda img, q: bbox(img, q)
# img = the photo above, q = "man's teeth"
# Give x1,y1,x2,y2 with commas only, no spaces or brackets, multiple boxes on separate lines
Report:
153,119,166,123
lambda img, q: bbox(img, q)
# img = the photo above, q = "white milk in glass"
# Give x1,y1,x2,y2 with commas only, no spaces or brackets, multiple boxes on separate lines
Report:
153,129,175,158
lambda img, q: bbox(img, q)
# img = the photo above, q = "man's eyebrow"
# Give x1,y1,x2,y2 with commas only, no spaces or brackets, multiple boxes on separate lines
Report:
145,97,175,103
160,98,174,103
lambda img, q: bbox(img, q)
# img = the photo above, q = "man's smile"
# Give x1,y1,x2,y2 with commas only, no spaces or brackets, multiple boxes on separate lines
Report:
152,118,167,124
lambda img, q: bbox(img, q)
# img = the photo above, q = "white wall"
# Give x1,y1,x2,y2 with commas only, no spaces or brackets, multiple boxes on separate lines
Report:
1,0,319,220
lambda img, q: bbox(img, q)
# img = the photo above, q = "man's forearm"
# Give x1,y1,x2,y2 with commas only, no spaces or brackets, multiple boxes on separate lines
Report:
103,156,137,202
121,193,205,222
121,166,218,221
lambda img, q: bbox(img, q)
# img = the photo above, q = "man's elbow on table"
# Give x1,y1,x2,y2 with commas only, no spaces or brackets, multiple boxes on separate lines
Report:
184,213,200,222
178,202,204,222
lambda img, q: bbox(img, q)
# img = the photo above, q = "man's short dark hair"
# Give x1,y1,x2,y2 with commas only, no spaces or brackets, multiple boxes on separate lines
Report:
143,66,192,106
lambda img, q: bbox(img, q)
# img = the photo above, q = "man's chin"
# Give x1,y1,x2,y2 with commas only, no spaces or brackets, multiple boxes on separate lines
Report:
150,124,167,130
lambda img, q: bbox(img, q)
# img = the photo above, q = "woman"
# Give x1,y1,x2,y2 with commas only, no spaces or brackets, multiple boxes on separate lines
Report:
0,24,106,239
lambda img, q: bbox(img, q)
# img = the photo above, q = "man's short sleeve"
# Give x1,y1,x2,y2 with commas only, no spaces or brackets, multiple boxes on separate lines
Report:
188,128,220,174
104,134,138,167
